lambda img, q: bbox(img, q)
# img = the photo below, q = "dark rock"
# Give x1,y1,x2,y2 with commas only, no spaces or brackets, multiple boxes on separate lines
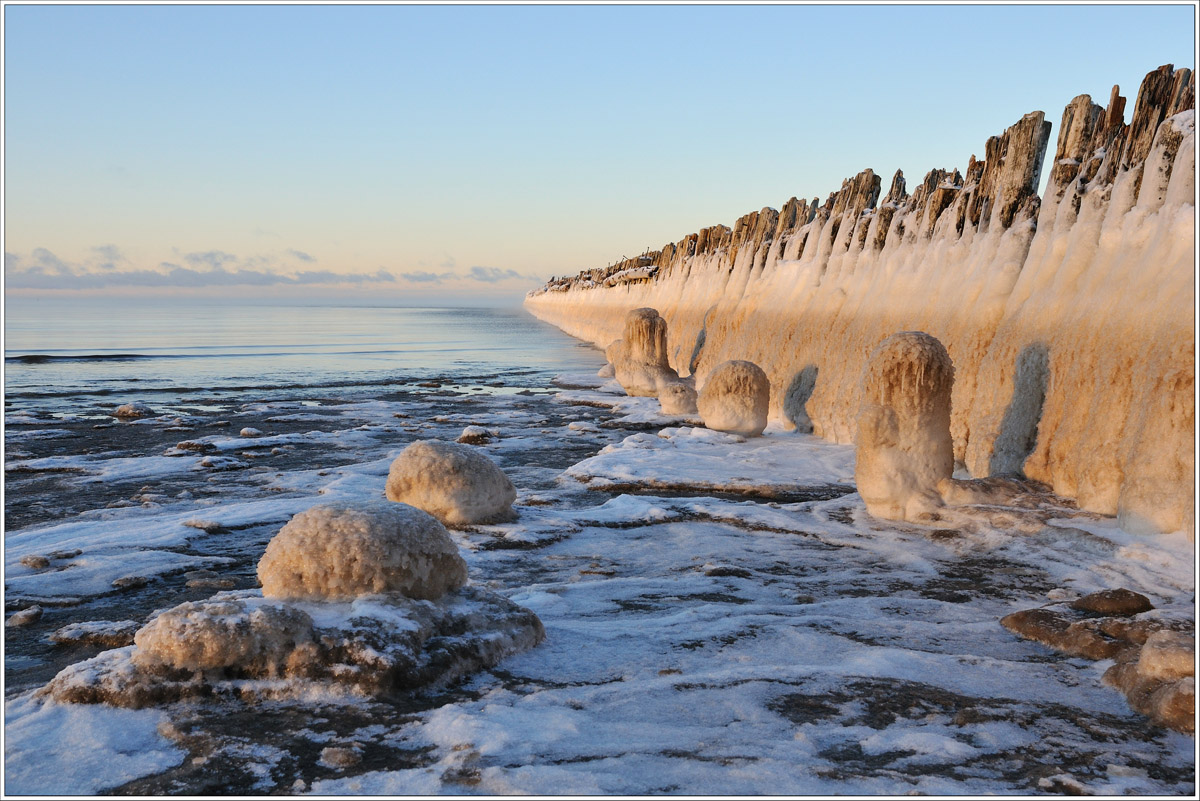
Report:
1070,588,1153,616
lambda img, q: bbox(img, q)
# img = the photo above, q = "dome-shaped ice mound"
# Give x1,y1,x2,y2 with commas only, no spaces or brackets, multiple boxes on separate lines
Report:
855,331,955,522
257,501,468,601
659,380,698,415
385,440,517,526
132,597,314,673
697,360,769,436
115,401,153,419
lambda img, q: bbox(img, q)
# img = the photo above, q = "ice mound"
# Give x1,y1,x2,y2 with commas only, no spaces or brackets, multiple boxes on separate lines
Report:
697,360,769,436
855,332,954,522
658,380,698,416
456,425,493,445
385,440,517,527
258,502,468,601
608,308,679,397
132,597,314,673
41,586,545,708
114,401,153,419
1001,589,1194,733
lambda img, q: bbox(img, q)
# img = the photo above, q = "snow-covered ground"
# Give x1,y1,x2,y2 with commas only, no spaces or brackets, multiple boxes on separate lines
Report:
4,374,1194,795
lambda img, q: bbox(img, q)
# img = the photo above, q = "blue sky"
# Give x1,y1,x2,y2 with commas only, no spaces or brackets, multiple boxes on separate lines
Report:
3,2,1195,303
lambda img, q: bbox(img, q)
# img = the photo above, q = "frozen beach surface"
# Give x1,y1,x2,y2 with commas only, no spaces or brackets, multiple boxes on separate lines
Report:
4,369,1194,795
567,424,856,501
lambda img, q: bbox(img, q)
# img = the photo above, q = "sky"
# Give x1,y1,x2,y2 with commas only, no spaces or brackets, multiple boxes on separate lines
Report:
3,2,1196,305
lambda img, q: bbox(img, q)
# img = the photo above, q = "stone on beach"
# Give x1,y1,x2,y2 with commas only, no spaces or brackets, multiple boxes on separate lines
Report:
258,501,468,601
385,440,517,526
855,332,955,522
115,401,153,419
697,360,769,436
456,425,493,445
608,308,679,397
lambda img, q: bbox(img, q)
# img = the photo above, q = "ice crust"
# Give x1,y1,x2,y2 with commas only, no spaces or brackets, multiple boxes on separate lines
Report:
385,440,517,526
526,69,1196,534
258,501,468,601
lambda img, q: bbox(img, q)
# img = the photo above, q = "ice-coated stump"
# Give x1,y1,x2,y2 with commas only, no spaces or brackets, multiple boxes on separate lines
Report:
855,332,955,522
385,440,517,526
258,501,468,601
697,360,769,436
608,307,679,396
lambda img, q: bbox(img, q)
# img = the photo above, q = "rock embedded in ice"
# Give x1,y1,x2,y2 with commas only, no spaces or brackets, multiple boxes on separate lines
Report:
456,425,492,445
19,554,50,569
658,380,699,416
855,332,955,522
384,440,517,527
1136,631,1195,681
50,619,140,648
133,597,314,673
1069,588,1154,616
6,606,43,628
41,586,545,708
239,427,262,438
114,401,153,419
608,308,680,397
697,360,769,436
258,501,468,601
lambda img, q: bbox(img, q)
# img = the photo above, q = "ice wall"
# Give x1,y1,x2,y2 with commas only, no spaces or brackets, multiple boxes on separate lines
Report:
526,65,1196,536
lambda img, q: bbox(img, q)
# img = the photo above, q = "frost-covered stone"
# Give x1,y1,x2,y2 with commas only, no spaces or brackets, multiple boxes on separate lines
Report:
51,619,140,648
1137,631,1195,681
658,380,698,416
239,427,262,438
855,332,955,522
40,586,545,708
258,501,468,601
132,597,314,674
385,440,517,527
608,308,679,397
19,554,50,569
6,606,43,628
456,425,492,445
697,360,769,436
114,401,153,419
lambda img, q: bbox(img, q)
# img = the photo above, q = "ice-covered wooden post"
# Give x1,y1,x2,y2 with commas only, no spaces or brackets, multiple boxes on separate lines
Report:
855,331,955,521
698,360,770,437
609,307,679,396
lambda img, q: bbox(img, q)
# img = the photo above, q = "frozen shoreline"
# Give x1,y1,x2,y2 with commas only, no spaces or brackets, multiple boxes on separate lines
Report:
4,365,1195,795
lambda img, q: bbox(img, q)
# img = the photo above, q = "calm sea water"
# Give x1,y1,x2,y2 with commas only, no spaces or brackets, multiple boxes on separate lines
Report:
4,298,602,416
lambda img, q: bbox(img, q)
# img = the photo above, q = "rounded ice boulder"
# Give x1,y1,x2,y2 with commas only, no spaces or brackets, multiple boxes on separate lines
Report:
855,331,955,522
257,501,469,601
385,440,517,526
659,380,699,416
697,360,769,436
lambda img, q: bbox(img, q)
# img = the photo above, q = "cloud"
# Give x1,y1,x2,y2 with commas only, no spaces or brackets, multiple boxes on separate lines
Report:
91,244,126,269
287,249,316,263
6,247,399,290
182,250,239,270
400,271,455,284
466,265,532,283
